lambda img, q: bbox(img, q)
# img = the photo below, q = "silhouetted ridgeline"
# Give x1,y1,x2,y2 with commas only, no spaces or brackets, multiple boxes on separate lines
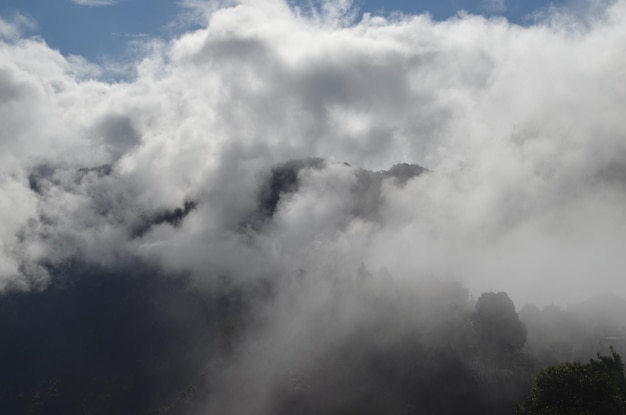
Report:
246,158,426,229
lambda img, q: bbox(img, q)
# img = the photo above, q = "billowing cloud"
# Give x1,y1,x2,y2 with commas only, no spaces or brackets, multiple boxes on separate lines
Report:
2,0,626,306
4,1,626,413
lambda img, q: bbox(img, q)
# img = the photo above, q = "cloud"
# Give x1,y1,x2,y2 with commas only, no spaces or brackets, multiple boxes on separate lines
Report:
4,1,626,412
72,0,117,6
0,13,36,41
1,0,626,304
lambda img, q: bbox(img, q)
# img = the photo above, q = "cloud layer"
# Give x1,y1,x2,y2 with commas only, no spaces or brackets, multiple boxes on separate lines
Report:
1,0,626,307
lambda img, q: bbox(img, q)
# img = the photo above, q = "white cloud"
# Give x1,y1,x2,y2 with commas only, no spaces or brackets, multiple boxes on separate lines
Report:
1,0,626,306
72,0,117,6
0,13,37,41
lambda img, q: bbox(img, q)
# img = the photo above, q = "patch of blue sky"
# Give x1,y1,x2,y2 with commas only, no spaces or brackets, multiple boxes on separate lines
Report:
0,0,574,63
0,0,184,61
354,0,563,21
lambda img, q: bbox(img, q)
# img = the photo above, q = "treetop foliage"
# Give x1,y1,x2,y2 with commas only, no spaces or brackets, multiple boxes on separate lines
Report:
516,347,626,415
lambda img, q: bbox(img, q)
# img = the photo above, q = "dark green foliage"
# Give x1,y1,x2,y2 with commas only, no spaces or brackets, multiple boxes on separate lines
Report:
516,348,626,415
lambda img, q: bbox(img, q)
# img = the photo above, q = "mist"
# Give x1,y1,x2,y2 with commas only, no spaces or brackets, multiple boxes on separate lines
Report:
2,0,626,413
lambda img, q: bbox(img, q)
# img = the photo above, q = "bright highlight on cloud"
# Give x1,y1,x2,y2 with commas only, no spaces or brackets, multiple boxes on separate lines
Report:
2,0,626,308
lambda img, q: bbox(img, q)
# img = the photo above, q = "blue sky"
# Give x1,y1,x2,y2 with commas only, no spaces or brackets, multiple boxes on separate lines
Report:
0,0,569,63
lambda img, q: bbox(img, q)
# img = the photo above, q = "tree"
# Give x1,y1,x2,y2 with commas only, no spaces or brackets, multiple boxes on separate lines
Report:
516,348,626,415
473,292,527,353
